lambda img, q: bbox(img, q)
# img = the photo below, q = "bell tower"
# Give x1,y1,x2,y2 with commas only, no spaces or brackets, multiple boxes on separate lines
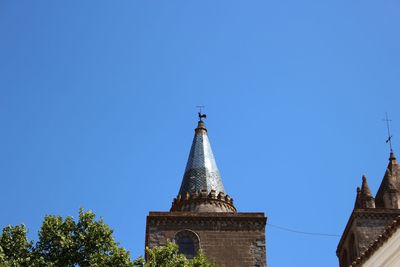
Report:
145,114,267,267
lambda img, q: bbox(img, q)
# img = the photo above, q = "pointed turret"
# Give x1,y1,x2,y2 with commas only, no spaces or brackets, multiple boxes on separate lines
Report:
177,119,225,196
171,114,236,212
375,151,400,208
354,175,375,209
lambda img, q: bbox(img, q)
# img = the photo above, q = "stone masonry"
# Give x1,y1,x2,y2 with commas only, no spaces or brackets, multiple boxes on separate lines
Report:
146,212,267,267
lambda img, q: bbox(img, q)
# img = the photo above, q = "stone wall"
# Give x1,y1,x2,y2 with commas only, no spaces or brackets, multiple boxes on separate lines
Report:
355,214,397,253
146,212,267,267
337,209,400,267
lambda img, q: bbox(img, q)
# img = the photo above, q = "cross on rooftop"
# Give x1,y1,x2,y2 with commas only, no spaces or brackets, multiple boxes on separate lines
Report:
383,112,394,152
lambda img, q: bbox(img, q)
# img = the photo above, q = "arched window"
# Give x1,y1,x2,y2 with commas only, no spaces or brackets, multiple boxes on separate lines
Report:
341,249,348,267
174,230,200,259
349,233,357,263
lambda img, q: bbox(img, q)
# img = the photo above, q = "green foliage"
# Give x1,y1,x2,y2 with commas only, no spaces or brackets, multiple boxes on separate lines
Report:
0,224,32,266
190,250,218,267
142,242,218,267
144,242,187,267
0,209,134,267
0,210,217,267
34,209,133,266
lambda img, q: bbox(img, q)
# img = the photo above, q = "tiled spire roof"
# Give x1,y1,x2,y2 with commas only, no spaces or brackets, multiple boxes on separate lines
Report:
178,119,225,196
171,115,236,212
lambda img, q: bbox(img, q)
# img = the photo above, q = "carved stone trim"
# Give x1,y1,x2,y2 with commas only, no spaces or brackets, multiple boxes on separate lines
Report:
147,212,266,231
171,189,236,212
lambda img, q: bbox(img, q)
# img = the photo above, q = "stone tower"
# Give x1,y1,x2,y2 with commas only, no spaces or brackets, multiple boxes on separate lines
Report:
145,115,267,267
337,151,400,267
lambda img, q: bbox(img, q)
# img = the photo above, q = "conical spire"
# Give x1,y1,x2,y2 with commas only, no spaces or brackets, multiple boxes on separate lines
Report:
355,175,375,209
171,114,236,212
375,151,400,208
178,118,225,196
361,175,373,197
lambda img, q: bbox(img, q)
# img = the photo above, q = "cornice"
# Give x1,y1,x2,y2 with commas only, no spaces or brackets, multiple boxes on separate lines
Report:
147,211,266,231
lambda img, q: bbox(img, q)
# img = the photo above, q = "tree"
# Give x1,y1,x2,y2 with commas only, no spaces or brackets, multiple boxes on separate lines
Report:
0,209,133,267
139,241,218,267
0,224,32,266
0,209,217,267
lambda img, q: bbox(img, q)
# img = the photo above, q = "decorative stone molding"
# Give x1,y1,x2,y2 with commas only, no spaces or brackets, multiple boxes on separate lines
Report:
147,212,266,231
170,189,236,212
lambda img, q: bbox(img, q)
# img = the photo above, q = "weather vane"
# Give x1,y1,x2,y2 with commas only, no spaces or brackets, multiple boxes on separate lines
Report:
383,112,393,152
196,105,206,122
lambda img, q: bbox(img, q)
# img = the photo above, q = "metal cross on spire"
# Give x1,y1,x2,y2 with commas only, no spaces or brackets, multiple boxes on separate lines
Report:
383,112,393,152
196,105,207,122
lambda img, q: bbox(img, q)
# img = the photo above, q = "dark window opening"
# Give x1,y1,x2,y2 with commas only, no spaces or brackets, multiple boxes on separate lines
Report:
174,230,200,259
341,249,348,267
177,236,195,259
349,234,357,262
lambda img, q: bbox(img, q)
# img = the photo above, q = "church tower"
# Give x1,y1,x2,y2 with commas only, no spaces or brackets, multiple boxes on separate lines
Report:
337,151,400,267
145,114,267,267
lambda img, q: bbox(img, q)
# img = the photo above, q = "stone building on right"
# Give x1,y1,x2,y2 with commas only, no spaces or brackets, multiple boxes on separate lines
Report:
337,150,400,267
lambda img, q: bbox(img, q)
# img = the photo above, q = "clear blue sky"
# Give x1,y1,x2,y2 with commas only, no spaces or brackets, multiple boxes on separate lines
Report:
1,1,399,266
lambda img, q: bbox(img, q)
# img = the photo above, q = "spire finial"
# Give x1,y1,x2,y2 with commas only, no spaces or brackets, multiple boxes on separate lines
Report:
196,106,206,122
383,112,394,152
